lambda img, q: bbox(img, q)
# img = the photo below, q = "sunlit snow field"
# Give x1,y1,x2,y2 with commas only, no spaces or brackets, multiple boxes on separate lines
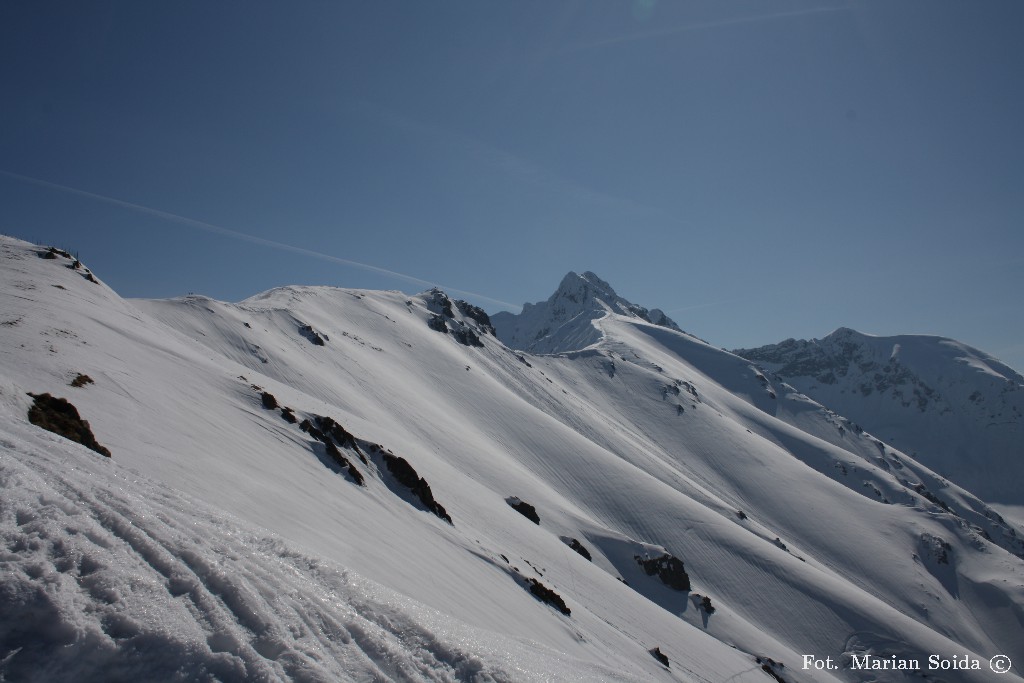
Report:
2,238,1022,682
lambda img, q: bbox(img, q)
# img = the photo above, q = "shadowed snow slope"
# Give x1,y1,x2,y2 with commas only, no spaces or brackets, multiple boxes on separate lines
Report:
2,237,1023,682
736,328,1024,505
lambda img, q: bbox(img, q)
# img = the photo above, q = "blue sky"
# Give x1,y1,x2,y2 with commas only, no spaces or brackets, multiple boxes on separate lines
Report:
2,1,1022,370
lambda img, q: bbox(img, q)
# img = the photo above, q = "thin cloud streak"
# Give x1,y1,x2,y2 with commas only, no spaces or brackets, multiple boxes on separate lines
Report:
567,6,851,51
0,169,520,310
354,99,667,221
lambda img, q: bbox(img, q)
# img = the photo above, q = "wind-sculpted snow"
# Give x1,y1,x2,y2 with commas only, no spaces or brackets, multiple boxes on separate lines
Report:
3,236,1024,682
0,425,659,683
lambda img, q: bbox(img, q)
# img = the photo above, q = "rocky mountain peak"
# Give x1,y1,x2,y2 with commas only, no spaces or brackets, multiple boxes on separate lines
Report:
492,271,679,354
551,271,617,305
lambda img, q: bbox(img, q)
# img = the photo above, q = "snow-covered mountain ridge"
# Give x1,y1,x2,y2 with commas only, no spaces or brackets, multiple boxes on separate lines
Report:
2,237,1023,682
735,328,1024,505
491,271,681,354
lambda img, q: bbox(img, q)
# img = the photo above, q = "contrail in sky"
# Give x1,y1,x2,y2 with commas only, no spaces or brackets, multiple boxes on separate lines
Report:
567,6,850,51
0,169,520,310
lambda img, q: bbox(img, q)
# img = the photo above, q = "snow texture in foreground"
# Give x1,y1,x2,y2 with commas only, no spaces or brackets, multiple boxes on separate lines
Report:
0,426,642,683
2,237,1022,683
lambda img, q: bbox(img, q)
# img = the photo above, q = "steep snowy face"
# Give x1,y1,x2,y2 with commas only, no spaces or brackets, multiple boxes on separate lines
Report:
736,328,1024,504
5,237,1024,683
492,271,680,354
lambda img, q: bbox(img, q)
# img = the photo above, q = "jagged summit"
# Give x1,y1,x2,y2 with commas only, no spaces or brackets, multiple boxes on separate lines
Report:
548,271,617,307
492,271,680,354
736,328,1024,504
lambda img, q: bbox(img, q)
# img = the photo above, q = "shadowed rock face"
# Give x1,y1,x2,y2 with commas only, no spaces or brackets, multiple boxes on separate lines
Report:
424,292,489,348
427,314,448,334
383,453,453,524
298,324,326,346
299,417,365,486
526,578,570,615
635,553,690,591
27,393,111,457
566,538,592,561
507,497,540,524
455,300,495,335
452,325,483,348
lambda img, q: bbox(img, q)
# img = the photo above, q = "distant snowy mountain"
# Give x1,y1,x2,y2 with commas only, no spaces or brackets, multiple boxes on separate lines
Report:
736,328,1024,505
2,238,1023,682
492,271,680,354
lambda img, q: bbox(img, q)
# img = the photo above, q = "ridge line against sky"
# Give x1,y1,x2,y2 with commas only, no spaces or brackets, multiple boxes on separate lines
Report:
0,169,521,310
0,164,734,317
1,1,1020,371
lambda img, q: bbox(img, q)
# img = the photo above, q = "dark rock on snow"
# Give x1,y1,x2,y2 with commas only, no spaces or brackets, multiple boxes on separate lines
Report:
507,497,540,525
27,393,111,457
635,553,690,591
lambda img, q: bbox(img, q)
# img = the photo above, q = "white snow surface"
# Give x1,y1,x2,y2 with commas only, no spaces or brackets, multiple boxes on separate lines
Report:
491,271,681,354
2,237,1023,682
736,327,1024,505
2,418,639,683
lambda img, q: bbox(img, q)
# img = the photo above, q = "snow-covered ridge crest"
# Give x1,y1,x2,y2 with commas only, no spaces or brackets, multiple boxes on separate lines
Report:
4,235,1024,682
736,327,1024,504
492,271,679,354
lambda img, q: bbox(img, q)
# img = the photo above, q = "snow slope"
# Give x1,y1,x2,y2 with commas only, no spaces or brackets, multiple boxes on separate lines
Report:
2,237,1023,682
735,328,1024,506
1,413,641,683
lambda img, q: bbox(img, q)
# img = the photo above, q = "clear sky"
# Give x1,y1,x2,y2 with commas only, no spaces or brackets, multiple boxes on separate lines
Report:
2,1,1022,370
